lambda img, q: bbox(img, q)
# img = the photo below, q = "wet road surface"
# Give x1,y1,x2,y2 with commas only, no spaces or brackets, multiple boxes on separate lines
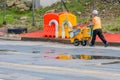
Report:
0,40,120,80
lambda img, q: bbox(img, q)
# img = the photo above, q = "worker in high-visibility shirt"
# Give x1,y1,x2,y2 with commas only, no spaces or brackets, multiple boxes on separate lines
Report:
89,10,108,47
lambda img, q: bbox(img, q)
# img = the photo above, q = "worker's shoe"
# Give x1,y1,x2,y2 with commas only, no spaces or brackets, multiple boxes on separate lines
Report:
104,42,109,47
89,44,95,47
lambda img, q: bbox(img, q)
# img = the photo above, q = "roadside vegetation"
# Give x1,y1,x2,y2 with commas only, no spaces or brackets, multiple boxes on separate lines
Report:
0,0,120,33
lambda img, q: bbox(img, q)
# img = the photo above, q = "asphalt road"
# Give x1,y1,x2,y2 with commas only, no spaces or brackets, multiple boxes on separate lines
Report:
0,40,120,80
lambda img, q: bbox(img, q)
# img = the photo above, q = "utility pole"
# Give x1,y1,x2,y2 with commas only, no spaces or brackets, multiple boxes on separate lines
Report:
61,0,69,12
61,0,65,11
34,0,40,9
32,0,35,26
3,0,7,25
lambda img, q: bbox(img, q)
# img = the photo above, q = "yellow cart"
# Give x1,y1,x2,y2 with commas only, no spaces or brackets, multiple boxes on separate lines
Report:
69,27,92,46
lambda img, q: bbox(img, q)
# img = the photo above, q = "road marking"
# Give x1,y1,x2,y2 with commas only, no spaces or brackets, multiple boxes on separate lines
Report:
0,62,120,77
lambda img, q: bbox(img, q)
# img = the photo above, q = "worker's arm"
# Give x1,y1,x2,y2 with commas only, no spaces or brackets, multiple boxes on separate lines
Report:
87,22,93,27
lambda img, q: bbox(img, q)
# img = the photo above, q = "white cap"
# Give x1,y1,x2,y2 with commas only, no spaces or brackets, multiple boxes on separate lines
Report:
92,10,98,15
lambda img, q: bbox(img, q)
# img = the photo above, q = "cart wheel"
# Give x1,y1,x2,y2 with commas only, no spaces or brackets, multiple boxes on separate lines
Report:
73,40,80,46
81,41,87,46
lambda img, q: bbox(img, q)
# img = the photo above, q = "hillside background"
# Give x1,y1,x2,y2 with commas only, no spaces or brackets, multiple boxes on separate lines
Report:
0,0,120,33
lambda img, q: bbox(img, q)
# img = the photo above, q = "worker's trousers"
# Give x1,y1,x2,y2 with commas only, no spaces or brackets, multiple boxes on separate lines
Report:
91,29,107,45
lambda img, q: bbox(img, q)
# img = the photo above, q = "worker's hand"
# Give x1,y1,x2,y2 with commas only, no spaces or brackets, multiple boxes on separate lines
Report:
87,22,93,27
89,22,93,26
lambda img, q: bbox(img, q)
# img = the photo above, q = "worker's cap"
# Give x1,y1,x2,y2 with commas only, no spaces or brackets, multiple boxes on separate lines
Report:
92,10,98,15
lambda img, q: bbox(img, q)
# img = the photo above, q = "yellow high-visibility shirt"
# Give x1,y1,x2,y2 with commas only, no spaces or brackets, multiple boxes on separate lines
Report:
92,16,102,30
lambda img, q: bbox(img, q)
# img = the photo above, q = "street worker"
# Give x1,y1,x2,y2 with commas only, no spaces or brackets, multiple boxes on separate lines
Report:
89,10,109,47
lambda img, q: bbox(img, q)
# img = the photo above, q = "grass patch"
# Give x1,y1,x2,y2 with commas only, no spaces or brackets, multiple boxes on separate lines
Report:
102,18,120,33
0,0,120,33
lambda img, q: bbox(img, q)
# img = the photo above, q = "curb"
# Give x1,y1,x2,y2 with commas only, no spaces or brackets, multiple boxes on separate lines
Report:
0,36,119,47
96,42,120,47
21,37,120,47
0,37,21,41
21,37,71,44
